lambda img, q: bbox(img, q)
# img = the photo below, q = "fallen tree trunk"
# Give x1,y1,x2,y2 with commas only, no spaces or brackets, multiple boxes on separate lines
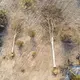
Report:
48,19,56,68
51,36,56,67
11,33,17,53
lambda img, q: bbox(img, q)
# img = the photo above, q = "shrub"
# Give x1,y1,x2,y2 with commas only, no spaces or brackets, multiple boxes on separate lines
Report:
16,40,24,49
60,34,72,43
10,52,15,59
52,67,60,76
0,10,6,17
21,69,25,73
28,29,35,38
3,56,6,59
21,0,35,9
32,51,37,58
60,27,80,45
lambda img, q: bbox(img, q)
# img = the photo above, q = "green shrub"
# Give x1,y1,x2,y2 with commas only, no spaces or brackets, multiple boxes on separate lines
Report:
32,51,37,58
0,10,6,16
16,40,24,49
22,0,35,9
21,69,25,73
52,67,60,76
10,52,15,59
28,30,36,37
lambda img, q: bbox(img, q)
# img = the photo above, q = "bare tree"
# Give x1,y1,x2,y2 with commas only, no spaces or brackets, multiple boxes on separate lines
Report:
41,4,63,68
11,20,22,54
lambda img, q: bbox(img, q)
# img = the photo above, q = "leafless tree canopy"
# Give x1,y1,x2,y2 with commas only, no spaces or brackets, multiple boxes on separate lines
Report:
40,4,63,42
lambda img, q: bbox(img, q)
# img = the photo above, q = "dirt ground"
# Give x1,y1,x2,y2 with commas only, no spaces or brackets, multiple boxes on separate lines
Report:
0,0,80,80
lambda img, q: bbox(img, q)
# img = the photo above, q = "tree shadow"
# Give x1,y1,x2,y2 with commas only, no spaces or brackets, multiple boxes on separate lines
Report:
30,37,37,51
62,39,75,53
77,0,80,7
0,10,8,55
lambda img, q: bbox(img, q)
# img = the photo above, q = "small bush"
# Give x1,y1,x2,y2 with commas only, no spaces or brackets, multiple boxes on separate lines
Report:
21,69,25,73
32,51,37,58
60,27,80,45
10,52,15,59
3,56,6,59
16,40,24,49
28,30,35,38
52,67,60,76
21,0,35,9
0,10,6,17
60,34,72,43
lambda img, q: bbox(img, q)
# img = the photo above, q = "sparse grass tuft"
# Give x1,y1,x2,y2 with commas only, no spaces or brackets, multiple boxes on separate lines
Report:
28,29,36,38
16,40,24,49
